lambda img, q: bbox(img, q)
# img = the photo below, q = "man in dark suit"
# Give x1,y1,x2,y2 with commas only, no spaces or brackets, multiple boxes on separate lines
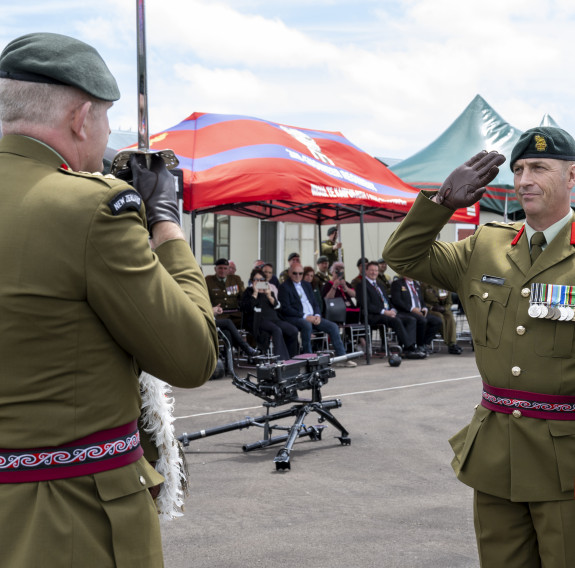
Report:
391,275,442,353
278,263,356,367
356,262,424,359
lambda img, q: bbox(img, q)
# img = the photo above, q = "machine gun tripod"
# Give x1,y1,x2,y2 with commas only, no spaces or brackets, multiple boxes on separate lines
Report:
178,351,361,470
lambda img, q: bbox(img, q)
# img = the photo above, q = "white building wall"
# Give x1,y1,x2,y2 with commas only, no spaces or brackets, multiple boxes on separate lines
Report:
182,208,507,284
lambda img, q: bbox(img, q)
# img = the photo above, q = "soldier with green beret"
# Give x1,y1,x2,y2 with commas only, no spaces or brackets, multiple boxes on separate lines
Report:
0,33,217,567
320,225,344,266
384,127,575,567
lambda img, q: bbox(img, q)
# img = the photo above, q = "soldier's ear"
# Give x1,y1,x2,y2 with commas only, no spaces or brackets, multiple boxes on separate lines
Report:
567,162,575,190
70,101,91,142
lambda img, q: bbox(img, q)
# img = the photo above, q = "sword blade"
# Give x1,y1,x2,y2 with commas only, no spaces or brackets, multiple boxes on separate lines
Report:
137,0,149,152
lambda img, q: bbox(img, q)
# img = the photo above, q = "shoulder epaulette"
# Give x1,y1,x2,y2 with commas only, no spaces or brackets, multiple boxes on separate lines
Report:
58,166,124,187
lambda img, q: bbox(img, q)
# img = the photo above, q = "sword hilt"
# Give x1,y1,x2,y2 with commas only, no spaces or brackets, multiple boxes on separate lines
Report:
110,148,179,176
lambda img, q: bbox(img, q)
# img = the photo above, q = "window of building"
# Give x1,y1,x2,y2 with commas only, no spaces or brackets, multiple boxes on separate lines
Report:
284,222,316,266
201,213,230,264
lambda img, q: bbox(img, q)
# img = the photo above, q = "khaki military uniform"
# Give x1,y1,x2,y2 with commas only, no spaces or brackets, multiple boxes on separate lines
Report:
384,192,575,565
320,239,343,266
384,193,575,502
0,135,218,567
205,273,244,326
423,283,456,345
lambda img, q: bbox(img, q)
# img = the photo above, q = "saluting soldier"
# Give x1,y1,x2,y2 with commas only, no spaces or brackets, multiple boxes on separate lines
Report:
205,258,245,327
384,127,575,567
0,33,217,567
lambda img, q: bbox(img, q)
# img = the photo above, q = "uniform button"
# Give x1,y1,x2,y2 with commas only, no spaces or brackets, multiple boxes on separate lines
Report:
512,410,522,418
139,475,146,486
482,292,489,299
521,288,531,298
511,366,521,376
516,326,526,336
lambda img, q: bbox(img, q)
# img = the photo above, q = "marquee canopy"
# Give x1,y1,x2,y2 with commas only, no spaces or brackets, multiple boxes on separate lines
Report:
134,112,479,224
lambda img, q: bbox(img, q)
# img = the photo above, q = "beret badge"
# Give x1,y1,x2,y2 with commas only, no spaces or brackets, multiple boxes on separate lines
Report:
534,135,547,152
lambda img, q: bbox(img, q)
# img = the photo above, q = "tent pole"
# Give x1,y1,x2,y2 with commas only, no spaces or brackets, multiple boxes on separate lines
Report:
359,206,371,365
317,222,322,260
191,210,196,255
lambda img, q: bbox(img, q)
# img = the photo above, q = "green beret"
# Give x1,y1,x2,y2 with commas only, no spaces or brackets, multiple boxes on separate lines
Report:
0,32,120,101
510,126,575,169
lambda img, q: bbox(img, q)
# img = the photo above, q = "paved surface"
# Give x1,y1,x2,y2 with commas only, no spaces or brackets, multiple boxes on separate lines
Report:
160,347,483,568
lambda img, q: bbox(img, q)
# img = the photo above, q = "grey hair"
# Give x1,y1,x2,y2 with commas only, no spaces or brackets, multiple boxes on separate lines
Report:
329,262,344,275
0,78,105,132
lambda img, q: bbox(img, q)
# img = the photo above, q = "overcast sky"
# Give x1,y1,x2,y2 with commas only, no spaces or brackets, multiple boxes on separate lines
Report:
1,0,574,160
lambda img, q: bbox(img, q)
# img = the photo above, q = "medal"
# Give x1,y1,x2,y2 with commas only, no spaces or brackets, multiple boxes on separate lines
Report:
528,304,541,318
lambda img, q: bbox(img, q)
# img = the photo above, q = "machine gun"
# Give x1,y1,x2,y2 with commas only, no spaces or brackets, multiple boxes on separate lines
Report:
178,351,361,470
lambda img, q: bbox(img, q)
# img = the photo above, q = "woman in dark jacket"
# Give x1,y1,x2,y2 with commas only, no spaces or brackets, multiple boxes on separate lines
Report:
241,268,299,361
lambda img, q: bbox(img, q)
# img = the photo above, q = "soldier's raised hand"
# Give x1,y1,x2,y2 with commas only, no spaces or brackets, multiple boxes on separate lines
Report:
435,151,506,210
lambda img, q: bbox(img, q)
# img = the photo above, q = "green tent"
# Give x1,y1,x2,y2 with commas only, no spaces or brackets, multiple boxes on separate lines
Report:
389,94,523,216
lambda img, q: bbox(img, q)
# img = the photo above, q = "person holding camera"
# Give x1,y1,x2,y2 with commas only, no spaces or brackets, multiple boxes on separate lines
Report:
241,268,299,361
322,261,360,324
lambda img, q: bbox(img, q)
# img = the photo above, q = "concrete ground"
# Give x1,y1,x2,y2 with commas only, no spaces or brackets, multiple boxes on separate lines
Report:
160,346,482,568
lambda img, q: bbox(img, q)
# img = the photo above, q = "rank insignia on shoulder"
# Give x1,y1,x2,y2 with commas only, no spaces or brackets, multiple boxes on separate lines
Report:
108,190,142,215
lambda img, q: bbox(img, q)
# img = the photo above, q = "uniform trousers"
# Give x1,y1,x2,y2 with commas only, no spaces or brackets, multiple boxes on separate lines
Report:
474,490,575,568
431,308,457,345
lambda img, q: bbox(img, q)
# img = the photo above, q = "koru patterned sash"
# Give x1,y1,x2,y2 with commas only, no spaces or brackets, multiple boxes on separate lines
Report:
481,383,575,420
0,420,143,482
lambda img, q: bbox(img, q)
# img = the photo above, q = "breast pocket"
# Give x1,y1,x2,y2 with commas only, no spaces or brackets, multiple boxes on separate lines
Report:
467,279,511,348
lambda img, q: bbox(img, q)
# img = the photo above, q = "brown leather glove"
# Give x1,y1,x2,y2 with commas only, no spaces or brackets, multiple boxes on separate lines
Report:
435,151,506,210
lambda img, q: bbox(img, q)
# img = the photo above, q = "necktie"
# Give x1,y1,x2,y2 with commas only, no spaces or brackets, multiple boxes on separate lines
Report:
530,232,546,264
407,280,420,309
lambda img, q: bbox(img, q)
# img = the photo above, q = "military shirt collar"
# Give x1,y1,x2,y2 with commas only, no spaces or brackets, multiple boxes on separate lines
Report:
524,209,573,252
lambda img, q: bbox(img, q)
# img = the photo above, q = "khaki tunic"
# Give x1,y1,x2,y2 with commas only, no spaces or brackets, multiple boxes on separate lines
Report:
320,239,343,266
383,192,575,502
0,135,218,566
205,274,244,311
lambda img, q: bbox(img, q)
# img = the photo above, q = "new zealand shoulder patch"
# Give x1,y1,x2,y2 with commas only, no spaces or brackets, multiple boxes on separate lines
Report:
108,190,142,215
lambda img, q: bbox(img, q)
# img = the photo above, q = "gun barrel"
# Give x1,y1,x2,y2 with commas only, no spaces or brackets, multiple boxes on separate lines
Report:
330,351,363,365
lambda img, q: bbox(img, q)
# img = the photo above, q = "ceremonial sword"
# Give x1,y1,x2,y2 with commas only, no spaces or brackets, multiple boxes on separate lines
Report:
111,0,179,174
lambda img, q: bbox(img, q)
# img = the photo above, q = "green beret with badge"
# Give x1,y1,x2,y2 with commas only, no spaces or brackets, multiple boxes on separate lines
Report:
510,126,575,168
0,32,120,101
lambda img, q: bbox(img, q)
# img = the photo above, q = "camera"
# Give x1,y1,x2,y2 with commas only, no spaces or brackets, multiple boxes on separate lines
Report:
255,281,269,291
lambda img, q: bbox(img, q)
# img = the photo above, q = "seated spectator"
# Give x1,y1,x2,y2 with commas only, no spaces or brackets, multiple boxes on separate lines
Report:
278,263,356,367
205,258,245,327
279,252,301,283
303,265,324,315
376,258,392,296
322,261,360,324
262,262,281,290
228,260,238,276
355,262,424,359
314,255,330,291
391,275,442,354
350,257,369,290
422,283,462,354
241,269,299,361
213,306,258,367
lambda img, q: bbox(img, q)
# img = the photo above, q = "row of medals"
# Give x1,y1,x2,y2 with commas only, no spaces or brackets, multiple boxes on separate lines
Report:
528,282,575,320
